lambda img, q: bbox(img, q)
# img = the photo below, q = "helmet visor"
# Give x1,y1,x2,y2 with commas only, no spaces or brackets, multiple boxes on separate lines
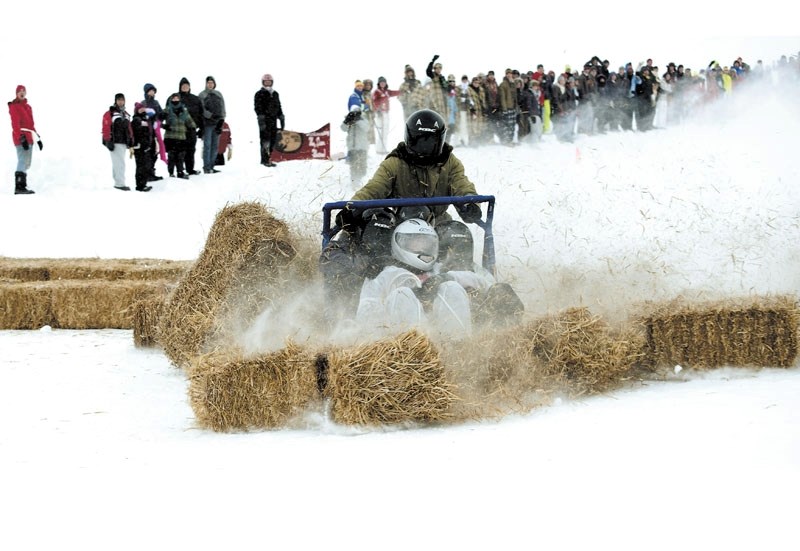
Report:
407,131,441,158
396,232,438,263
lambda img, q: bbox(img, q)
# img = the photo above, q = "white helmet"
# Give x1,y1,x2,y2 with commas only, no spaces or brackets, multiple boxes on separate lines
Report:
391,218,439,272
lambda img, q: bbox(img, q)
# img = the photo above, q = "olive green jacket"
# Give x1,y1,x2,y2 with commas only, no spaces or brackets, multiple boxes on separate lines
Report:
351,143,477,218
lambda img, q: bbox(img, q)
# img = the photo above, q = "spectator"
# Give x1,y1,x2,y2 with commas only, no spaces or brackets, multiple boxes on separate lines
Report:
483,71,501,142
372,76,401,154
398,65,425,120
131,103,155,192
425,55,448,119
198,76,226,174
163,92,197,179
348,80,365,111
8,84,40,194
498,68,517,144
467,75,487,145
361,78,376,147
254,73,285,167
445,74,458,131
341,104,370,187
178,77,203,175
102,92,133,190
215,121,232,166
635,65,658,131
454,75,474,147
142,83,164,181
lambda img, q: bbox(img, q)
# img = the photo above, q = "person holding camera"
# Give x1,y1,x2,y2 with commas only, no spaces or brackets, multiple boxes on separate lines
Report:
8,84,41,195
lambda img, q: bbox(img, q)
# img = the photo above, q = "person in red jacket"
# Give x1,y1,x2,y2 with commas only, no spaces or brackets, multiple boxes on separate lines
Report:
372,76,401,154
8,84,41,194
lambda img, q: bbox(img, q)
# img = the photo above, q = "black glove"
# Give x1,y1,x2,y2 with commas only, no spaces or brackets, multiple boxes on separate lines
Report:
37,140,43,151
458,202,482,223
215,120,224,135
335,206,363,233
432,54,440,62
104,140,115,151
415,273,453,306
343,112,358,125
20,135,29,150
162,123,171,131
279,116,285,130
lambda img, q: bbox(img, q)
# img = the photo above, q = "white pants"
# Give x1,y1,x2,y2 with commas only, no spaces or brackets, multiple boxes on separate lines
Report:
374,111,390,154
110,144,127,188
356,266,473,339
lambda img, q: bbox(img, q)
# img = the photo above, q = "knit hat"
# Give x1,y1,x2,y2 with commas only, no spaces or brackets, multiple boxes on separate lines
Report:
114,93,125,102
206,76,216,86
144,83,156,94
15,85,26,94
405,65,414,73
378,76,386,83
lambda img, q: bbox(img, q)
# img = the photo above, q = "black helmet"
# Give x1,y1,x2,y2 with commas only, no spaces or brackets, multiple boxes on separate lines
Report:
360,208,397,259
435,220,474,271
404,109,447,163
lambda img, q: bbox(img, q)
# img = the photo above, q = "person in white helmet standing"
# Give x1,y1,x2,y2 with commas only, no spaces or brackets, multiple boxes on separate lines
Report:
253,73,285,167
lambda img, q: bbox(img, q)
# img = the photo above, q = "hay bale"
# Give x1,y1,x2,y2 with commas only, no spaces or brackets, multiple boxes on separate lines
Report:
641,295,800,368
0,257,191,282
326,330,456,426
158,202,296,369
0,281,53,329
133,294,167,347
188,342,318,432
50,280,171,329
442,324,552,421
529,307,644,396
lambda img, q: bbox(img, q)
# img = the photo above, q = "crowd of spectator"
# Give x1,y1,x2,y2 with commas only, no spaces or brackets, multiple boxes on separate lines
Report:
349,52,800,148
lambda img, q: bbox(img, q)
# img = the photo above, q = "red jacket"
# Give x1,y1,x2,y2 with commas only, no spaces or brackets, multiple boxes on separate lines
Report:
8,99,36,146
372,87,401,113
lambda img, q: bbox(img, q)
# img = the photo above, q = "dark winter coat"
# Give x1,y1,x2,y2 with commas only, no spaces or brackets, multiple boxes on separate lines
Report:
178,80,203,133
132,106,154,151
8,98,35,146
198,89,226,126
254,87,284,128
109,105,133,146
163,101,196,141
351,143,477,219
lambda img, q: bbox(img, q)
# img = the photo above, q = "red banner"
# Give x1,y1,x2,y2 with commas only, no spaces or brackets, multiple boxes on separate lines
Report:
271,124,330,162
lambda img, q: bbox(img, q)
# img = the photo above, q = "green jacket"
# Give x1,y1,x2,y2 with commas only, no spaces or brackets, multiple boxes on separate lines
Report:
351,143,477,218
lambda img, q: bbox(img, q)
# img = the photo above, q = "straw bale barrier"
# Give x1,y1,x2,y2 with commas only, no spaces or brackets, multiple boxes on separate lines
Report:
444,307,645,420
640,295,799,369
1,279,170,329
326,330,456,426
188,342,318,432
0,257,191,282
0,281,53,329
133,294,167,347
158,202,297,369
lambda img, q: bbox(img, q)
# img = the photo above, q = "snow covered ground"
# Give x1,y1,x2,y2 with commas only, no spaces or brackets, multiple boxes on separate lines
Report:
2,57,800,550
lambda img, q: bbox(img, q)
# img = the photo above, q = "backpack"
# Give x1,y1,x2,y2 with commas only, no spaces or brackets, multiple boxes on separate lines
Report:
101,110,112,142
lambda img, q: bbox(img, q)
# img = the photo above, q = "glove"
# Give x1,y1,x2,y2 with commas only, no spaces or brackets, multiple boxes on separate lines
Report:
335,206,363,233
458,202,482,223
215,120,224,135
279,116,285,130
37,140,43,151
343,112,358,125
432,54,440,62
20,135,29,150
415,273,453,305
162,123,171,131
104,140,115,151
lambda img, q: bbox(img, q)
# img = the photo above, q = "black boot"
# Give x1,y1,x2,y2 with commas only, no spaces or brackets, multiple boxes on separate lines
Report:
14,171,34,195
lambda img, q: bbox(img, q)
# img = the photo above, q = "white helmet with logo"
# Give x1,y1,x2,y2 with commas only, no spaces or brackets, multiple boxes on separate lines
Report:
391,218,439,272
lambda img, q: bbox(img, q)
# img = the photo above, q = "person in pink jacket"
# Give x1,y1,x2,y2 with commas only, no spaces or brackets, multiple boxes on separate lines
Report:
372,76,401,154
8,84,41,194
